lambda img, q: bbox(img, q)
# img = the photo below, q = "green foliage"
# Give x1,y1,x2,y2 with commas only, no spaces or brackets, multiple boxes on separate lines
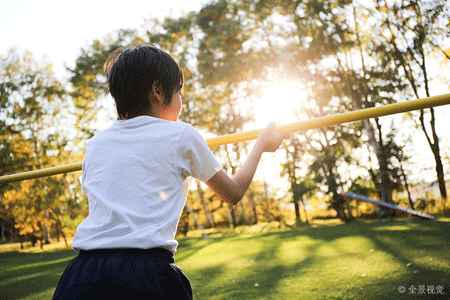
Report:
2,0,450,250
63,0,450,220
374,0,450,201
349,176,376,197
68,29,143,138
0,48,83,244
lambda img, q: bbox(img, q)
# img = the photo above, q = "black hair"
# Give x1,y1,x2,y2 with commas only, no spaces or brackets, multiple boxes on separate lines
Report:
104,44,184,119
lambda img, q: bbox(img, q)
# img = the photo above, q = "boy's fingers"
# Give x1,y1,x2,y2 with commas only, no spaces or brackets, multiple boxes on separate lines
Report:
270,123,289,140
260,122,289,151
281,132,290,140
275,131,289,141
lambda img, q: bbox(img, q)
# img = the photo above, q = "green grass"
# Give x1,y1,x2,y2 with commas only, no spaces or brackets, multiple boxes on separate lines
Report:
1,218,449,299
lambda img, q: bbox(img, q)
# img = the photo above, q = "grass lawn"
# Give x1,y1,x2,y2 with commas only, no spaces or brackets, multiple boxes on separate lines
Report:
1,218,449,299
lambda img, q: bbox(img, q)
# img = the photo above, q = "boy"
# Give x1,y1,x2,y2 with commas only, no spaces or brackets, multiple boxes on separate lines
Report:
53,44,287,299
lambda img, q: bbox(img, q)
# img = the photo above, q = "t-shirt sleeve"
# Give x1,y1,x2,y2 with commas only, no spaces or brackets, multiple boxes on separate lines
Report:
177,125,222,182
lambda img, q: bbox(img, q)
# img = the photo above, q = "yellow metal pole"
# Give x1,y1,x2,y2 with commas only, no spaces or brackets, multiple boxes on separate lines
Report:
1,93,450,184
0,162,83,184
206,93,450,147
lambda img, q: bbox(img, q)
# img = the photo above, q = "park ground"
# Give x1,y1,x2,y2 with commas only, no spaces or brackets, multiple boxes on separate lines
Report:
0,217,449,299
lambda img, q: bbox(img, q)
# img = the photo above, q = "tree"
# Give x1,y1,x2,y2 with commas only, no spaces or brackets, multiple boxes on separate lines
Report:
68,29,143,140
0,48,76,245
238,0,396,216
149,9,260,227
384,130,414,209
375,0,449,203
282,135,317,224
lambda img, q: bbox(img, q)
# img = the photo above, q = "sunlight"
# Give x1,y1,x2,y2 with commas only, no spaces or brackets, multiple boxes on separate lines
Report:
252,80,308,128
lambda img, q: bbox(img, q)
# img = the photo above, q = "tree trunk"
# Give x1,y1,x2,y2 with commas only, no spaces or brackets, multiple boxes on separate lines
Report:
42,210,51,244
345,200,354,220
61,228,68,247
238,201,250,225
294,201,301,225
247,191,258,225
31,233,37,247
43,225,50,244
55,222,60,242
263,176,271,221
399,163,414,210
377,152,392,204
331,192,349,221
353,12,393,205
224,145,238,227
420,108,448,202
365,118,393,204
55,217,68,247
300,197,309,224
227,205,237,228
196,180,215,228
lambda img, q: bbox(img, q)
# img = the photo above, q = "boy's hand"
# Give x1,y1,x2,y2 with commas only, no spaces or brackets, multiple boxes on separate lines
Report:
257,122,289,152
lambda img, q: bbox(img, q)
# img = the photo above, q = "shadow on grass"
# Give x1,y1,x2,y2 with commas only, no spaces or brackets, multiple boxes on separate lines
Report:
0,249,76,300
365,221,450,298
177,226,323,299
1,219,448,299
178,219,450,299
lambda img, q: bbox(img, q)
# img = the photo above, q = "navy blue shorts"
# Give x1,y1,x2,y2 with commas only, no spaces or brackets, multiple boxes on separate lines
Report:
52,248,192,299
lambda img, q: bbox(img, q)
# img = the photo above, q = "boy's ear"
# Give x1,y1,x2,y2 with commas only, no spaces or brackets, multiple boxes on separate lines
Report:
151,82,164,104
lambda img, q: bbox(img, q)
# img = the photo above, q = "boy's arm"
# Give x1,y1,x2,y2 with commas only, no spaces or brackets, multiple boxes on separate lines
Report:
205,123,287,205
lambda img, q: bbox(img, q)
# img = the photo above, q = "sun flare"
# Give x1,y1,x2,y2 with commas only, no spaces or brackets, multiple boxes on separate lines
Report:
252,80,308,128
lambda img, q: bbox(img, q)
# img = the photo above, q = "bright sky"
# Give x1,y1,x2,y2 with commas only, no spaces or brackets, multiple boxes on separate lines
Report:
0,0,208,77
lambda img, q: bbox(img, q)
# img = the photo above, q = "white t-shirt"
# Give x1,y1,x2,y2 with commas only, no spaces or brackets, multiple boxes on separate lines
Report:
72,116,222,253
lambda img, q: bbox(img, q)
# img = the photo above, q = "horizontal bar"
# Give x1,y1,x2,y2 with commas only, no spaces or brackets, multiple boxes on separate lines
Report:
1,93,450,184
343,192,434,219
206,93,450,147
0,162,83,184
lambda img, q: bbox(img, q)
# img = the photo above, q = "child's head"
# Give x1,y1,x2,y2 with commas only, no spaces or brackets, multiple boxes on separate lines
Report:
104,44,184,120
